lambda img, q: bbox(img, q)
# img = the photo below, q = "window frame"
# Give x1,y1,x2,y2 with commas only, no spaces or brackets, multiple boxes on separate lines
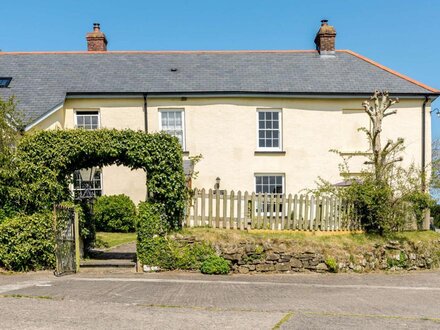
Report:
72,168,104,198
0,77,12,88
158,108,186,150
254,173,285,195
256,109,283,151
74,109,101,130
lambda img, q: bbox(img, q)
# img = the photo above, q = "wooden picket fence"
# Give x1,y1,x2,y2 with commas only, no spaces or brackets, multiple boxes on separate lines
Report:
185,188,361,231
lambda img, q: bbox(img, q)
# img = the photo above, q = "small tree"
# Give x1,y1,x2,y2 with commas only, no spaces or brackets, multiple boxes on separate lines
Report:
314,91,433,234
361,90,403,183
0,96,23,156
0,97,23,219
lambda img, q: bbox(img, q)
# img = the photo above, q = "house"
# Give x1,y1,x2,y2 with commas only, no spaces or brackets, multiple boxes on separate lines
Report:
0,20,438,203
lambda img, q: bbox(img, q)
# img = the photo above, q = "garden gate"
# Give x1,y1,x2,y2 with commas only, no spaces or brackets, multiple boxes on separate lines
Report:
53,205,80,276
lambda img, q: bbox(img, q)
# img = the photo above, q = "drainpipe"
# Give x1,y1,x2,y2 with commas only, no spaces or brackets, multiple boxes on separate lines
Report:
421,95,429,192
143,93,149,201
143,93,148,133
422,95,430,230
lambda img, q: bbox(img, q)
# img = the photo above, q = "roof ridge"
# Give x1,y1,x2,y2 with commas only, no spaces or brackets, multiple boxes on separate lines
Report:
0,49,318,55
340,50,439,93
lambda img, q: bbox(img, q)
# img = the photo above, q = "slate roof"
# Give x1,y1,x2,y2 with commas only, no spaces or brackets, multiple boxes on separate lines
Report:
0,50,438,124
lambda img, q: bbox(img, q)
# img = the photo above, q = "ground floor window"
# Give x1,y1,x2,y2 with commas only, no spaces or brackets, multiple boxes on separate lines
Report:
255,174,284,214
73,168,103,198
255,174,284,194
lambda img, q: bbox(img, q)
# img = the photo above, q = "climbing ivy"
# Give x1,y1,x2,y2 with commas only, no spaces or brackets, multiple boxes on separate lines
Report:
6,129,186,228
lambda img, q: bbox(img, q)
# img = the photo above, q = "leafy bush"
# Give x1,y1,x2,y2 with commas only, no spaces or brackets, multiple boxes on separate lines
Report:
173,242,216,270
0,212,55,271
94,195,136,232
405,191,435,230
137,202,175,268
431,204,440,228
200,255,230,275
325,257,338,273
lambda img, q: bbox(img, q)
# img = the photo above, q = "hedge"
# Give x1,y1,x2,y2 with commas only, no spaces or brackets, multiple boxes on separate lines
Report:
6,129,186,229
0,212,55,271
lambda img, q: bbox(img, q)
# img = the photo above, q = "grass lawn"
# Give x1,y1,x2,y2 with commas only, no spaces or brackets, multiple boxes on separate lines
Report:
95,232,137,249
179,228,440,255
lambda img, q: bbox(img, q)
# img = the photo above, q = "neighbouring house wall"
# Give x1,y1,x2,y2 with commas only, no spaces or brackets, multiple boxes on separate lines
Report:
30,96,430,199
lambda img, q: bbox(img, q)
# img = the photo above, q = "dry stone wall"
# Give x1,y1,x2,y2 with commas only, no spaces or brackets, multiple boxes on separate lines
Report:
173,235,440,274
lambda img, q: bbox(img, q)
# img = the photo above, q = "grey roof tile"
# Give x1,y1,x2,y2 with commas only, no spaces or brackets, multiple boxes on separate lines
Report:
0,50,437,123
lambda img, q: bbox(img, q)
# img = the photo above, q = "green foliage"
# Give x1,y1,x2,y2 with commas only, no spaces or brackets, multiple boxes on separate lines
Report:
94,194,137,232
387,251,407,269
173,242,216,270
405,191,435,230
431,204,440,228
200,255,230,275
0,96,23,155
0,212,55,271
325,257,338,273
137,201,219,270
136,202,174,268
3,129,186,229
314,91,430,235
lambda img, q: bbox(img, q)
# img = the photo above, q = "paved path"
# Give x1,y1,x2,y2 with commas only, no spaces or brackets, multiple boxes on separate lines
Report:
0,270,439,329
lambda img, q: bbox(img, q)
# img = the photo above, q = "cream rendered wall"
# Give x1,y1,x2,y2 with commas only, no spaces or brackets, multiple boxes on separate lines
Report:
64,98,147,203
32,96,429,198
148,97,428,194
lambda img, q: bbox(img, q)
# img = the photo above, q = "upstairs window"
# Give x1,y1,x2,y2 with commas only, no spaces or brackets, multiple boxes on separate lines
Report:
257,109,282,150
159,109,186,150
75,111,99,130
0,77,12,88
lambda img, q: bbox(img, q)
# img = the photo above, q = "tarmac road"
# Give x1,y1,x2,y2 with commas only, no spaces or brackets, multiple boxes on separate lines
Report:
0,270,439,329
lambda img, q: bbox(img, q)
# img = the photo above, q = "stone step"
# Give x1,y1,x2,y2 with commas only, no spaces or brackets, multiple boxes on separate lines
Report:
80,259,136,268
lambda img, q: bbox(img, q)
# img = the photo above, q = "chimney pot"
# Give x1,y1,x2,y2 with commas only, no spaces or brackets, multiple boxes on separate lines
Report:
86,23,108,52
314,19,336,55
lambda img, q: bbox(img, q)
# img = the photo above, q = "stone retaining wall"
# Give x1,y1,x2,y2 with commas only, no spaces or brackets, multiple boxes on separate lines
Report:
174,236,440,274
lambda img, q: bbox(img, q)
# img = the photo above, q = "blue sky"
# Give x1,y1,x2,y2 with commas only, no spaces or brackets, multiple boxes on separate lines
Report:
1,0,440,138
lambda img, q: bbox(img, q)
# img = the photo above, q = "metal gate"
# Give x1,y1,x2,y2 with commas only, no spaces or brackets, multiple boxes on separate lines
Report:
53,205,80,276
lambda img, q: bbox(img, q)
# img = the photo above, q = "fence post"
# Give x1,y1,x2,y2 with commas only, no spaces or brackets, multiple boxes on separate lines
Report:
222,191,227,229
237,191,242,230
192,188,198,228
208,189,213,227
215,189,220,228
201,188,206,226
230,190,235,229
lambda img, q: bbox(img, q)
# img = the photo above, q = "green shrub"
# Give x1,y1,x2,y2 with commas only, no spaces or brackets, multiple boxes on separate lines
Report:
94,195,137,232
137,202,175,268
325,257,338,273
200,255,230,275
431,204,440,228
173,242,216,270
0,212,55,271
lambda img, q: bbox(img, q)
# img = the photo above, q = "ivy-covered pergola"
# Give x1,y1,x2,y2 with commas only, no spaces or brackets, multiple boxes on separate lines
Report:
13,129,186,228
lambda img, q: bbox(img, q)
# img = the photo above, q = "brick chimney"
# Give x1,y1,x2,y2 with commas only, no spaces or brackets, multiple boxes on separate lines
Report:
314,20,336,55
86,23,108,52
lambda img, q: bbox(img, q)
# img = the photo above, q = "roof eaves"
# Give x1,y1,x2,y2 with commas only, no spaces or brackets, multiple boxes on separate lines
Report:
339,50,440,94
25,101,64,131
